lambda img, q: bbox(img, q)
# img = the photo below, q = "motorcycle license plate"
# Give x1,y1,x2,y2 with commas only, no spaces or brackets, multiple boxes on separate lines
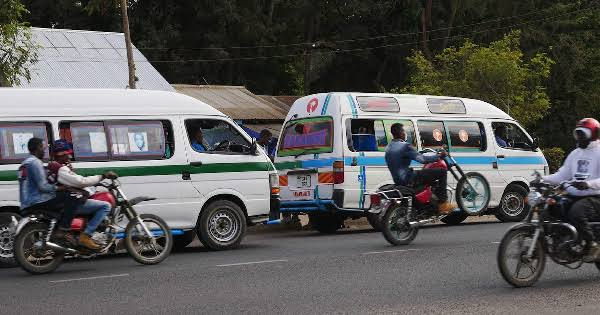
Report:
297,175,312,188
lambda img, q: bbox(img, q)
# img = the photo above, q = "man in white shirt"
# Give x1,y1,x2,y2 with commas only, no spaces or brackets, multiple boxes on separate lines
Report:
48,140,117,250
542,118,600,262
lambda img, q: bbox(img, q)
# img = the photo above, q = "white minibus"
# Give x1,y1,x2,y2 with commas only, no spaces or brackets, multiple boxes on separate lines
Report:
0,88,279,265
275,93,548,233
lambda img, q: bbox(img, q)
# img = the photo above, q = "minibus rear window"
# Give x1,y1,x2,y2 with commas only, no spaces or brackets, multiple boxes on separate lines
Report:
0,122,51,164
278,117,333,157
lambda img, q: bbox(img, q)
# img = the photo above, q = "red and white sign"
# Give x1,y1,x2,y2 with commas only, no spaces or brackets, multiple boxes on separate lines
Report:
307,98,319,113
294,191,311,197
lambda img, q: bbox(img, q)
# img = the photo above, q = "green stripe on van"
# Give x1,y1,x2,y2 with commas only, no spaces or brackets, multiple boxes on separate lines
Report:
0,162,272,182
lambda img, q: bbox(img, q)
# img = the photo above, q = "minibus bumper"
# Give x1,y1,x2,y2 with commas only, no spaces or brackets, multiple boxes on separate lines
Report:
280,199,366,214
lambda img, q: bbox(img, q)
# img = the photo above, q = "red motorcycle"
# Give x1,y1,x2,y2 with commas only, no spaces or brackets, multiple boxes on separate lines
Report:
369,148,491,245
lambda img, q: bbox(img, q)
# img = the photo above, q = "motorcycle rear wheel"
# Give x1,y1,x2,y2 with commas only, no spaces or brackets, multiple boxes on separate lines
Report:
124,214,173,265
14,223,64,275
381,205,418,246
497,228,546,287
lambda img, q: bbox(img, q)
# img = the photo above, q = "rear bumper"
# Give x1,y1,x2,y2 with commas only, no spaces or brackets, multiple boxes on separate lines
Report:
280,199,366,214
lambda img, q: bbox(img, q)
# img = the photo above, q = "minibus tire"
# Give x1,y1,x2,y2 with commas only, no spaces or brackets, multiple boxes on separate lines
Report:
172,230,195,251
308,213,343,234
495,185,529,222
366,213,383,232
197,200,247,251
440,211,469,225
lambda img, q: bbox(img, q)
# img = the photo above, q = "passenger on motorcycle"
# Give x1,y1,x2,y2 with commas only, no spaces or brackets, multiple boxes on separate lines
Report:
384,123,457,215
48,139,118,250
541,118,600,262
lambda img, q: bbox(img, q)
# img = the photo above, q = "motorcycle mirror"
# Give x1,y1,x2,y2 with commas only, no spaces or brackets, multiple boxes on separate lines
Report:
250,138,258,155
531,137,540,149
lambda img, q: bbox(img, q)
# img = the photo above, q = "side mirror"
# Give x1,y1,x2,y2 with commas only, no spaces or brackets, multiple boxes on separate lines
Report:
250,138,258,155
531,137,540,150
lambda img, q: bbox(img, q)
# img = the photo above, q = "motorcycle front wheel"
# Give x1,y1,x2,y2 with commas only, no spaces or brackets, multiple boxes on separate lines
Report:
456,172,490,215
381,205,418,246
14,223,64,275
124,214,173,265
497,228,546,287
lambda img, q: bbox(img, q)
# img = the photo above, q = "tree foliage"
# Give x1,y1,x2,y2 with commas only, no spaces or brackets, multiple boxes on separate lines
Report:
399,31,554,127
0,0,37,86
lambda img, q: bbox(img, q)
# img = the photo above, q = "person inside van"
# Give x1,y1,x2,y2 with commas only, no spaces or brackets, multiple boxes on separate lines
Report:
494,125,509,148
541,118,600,262
190,127,208,152
385,123,457,215
48,139,117,250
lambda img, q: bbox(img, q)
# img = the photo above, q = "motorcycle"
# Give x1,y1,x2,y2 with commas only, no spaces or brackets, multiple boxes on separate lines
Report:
497,172,600,287
369,148,491,245
13,178,173,274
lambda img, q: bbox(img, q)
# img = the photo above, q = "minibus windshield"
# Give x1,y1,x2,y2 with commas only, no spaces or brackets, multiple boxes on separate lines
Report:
277,116,333,157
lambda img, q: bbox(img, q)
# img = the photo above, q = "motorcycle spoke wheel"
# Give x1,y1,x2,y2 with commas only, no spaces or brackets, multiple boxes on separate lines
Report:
497,228,545,287
382,205,418,246
124,214,172,265
14,223,64,274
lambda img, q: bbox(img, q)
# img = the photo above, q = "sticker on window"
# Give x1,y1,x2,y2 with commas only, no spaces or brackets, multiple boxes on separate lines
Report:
458,130,469,143
433,129,444,142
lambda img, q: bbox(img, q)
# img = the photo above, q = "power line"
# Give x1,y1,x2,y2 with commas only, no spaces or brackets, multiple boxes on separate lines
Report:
136,2,597,51
145,4,598,64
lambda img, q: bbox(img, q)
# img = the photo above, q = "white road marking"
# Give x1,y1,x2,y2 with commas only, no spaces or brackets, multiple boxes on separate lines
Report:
491,241,501,244
50,273,129,283
217,259,288,267
361,249,422,255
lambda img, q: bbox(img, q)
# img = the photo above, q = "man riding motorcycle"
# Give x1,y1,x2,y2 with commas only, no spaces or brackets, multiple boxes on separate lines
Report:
385,123,457,215
47,139,117,250
541,118,600,262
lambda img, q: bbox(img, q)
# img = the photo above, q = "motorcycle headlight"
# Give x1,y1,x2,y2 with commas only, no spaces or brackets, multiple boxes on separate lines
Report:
527,191,542,207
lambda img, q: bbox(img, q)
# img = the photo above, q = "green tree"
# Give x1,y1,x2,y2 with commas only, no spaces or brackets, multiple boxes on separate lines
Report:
399,31,554,127
0,0,37,86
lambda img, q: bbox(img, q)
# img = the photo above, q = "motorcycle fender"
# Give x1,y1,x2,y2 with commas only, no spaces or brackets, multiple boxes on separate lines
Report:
507,222,537,233
378,201,397,219
15,217,40,236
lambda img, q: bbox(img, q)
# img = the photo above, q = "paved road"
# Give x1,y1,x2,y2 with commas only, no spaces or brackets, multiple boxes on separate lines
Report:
2,222,600,314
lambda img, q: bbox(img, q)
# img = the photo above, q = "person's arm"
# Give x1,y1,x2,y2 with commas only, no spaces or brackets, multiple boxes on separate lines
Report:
30,159,55,193
405,145,440,164
57,166,102,188
542,152,573,184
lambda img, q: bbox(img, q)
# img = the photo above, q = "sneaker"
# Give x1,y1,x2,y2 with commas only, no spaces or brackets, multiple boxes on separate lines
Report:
583,242,600,263
438,202,457,215
79,233,102,251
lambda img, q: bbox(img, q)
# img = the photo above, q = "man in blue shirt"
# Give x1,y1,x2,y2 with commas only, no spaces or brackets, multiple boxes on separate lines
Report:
190,127,208,152
384,123,456,215
495,125,508,147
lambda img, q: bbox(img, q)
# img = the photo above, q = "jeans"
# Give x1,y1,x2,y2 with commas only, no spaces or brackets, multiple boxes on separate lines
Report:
58,191,87,230
413,168,448,202
76,199,111,235
567,196,600,244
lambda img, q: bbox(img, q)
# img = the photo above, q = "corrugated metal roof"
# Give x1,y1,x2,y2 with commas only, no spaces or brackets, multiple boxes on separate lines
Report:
173,84,290,120
15,28,173,91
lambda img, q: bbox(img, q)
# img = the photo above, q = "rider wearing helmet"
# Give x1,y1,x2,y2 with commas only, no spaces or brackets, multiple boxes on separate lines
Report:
542,118,600,262
48,139,117,250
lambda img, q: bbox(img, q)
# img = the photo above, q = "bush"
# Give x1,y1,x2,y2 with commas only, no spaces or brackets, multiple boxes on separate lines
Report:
542,147,565,173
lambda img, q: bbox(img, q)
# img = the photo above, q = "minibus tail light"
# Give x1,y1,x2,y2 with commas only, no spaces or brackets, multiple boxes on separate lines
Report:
333,160,344,184
269,173,280,195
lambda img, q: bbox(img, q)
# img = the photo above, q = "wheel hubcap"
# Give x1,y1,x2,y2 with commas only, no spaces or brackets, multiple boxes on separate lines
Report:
502,193,524,216
0,225,14,258
209,210,239,243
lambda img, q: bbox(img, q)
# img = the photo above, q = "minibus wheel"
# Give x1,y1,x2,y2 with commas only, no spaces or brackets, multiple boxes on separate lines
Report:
366,213,382,232
495,185,529,222
197,200,247,250
0,213,20,268
308,213,343,234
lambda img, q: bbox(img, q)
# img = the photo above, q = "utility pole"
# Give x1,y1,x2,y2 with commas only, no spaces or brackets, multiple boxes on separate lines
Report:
120,0,136,89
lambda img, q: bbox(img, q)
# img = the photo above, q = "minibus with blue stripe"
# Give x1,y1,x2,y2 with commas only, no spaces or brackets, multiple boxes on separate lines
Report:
274,93,548,233
0,88,280,266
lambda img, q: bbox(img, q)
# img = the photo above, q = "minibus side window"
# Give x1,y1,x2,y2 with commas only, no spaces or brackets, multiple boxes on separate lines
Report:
444,121,486,152
492,122,535,151
0,122,52,164
347,119,415,152
185,119,251,155
417,121,448,150
61,120,173,161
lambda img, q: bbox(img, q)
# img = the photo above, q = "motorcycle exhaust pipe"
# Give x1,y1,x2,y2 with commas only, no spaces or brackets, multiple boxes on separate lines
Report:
409,218,435,228
45,241,78,255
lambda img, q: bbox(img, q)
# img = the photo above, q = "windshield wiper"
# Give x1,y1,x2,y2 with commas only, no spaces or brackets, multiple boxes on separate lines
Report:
294,150,310,158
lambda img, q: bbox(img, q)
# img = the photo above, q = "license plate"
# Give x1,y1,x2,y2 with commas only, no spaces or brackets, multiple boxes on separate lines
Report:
297,175,312,188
